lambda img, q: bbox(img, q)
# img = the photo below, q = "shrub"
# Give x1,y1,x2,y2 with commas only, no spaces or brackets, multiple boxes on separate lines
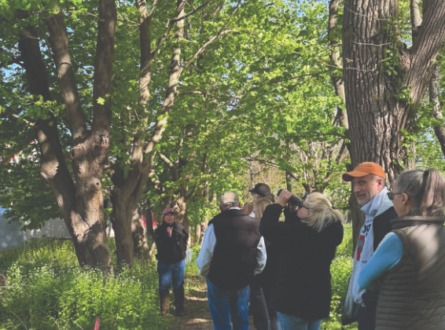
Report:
0,239,172,330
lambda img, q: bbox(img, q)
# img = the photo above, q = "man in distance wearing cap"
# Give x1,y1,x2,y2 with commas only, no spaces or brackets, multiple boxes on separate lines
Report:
341,163,398,330
249,183,275,203
196,191,267,330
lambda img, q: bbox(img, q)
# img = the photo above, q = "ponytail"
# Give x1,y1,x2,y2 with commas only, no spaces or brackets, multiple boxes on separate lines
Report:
303,192,344,232
419,169,445,216
396,168,445,216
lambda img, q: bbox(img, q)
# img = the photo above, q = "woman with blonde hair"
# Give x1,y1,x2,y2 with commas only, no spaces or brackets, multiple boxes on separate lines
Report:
260,190,344,330
253,197,273,220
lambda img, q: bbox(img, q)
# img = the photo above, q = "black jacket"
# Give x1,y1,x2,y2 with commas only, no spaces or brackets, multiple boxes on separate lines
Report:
207,208,262,291
154,222,188,264
260,204,344,321
259,207,296,299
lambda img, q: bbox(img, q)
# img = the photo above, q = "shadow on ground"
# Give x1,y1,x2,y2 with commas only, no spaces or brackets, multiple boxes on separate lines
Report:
169,274,256,330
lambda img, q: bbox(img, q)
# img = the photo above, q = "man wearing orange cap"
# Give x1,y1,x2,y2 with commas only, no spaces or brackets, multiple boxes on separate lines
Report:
341,163,398,330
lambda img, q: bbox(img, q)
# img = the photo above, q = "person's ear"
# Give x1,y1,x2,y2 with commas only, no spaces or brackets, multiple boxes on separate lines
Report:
401,193,409,204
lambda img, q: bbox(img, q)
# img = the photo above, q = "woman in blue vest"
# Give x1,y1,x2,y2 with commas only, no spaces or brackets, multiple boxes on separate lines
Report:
260,190,344,330
359,169,445,330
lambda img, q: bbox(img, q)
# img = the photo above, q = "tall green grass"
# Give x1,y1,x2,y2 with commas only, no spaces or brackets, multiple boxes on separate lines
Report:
0,239,172,330
0,225,356,330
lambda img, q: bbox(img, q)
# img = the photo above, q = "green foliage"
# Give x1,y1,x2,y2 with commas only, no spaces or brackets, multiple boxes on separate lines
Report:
324,224,356,330
0,239,172,330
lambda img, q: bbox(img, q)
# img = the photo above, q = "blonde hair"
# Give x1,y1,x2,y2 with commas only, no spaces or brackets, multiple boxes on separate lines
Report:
302,192,344,232
243,202,254,215
253,198,273,220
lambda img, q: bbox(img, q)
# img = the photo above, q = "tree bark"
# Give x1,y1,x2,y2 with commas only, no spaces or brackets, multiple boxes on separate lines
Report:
343,0,445,186
110,0,185,268
195,224,201,245
17,0,117,271
131,208,149,259
430,65,445,156
329,0,349,132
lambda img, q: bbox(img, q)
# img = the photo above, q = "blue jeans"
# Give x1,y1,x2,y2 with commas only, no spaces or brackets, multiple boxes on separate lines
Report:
277,312,322,330
206,278,250,330
157,259,185,293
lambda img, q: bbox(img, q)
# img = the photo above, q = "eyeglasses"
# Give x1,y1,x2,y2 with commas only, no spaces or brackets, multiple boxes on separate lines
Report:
300,204,310,210
387,192,402,201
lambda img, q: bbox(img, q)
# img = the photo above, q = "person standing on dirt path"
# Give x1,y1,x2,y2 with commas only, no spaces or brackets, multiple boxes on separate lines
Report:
196,191,267,330
155,207,189,317
341,163,397,330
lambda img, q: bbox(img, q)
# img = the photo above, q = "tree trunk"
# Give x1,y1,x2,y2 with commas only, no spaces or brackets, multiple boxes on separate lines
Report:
110,0,186,268
342,0,445,186
285,171,292,192
18,1,116,271
110,196,135,269
199,220,208,245
195,224,201,246
430,65,445,156
173,193,190,239
145,207,155,239
131,208,149,259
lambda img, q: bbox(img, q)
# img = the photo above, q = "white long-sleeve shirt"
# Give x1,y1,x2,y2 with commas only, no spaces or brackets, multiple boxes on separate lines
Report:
196,208,267,277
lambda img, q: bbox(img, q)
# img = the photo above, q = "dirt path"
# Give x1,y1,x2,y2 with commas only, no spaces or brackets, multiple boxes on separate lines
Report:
171,274,255,330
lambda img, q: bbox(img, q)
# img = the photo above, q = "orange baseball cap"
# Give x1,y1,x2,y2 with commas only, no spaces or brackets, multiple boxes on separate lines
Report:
342,162,386,182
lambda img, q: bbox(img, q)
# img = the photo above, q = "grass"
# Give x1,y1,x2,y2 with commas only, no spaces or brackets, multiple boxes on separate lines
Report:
0,225,357,330
0,238,173,330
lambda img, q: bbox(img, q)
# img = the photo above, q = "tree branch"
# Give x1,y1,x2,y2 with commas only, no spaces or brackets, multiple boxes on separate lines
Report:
45,12,87,142
158,152,178,182
148,0,159,17
183,1,241,69
145,0,184,155
172,0,212,23
91,0,117,136
407,1,445,103
11,113,34,126
430,65,445,156
410,0,422,41
18,26,76,223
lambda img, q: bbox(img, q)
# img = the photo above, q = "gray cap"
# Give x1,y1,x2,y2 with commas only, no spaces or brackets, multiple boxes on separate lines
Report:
220,191,239,206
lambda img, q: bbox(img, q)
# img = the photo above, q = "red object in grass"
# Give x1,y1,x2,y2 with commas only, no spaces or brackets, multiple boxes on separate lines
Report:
142,215,147,228
94,319,100,330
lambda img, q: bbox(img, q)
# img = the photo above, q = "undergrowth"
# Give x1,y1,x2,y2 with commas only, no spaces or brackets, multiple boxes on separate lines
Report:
0,239,172,330
0,224,357,330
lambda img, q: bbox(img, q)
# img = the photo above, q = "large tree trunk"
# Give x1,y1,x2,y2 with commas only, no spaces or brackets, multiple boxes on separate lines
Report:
173,193,190,238
430,65,445,156
131,208,149,259
343,0,445,186
18,0,116,271
110,0,185,268
110,196,136,268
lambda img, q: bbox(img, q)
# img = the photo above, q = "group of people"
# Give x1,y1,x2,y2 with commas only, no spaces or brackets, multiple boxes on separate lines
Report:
153,162,445,330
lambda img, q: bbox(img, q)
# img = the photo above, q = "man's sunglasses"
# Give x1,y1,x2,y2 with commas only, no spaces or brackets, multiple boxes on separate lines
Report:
387,192,402,201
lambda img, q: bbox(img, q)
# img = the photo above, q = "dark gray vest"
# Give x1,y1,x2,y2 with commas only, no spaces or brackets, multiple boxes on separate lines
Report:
376,216,445,330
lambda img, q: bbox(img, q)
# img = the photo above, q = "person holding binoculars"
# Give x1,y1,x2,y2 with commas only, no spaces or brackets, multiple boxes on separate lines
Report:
260,189,344,330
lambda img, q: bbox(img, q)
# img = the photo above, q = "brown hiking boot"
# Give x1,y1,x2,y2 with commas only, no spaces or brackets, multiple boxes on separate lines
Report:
173,285,185,317
159,291,170,316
